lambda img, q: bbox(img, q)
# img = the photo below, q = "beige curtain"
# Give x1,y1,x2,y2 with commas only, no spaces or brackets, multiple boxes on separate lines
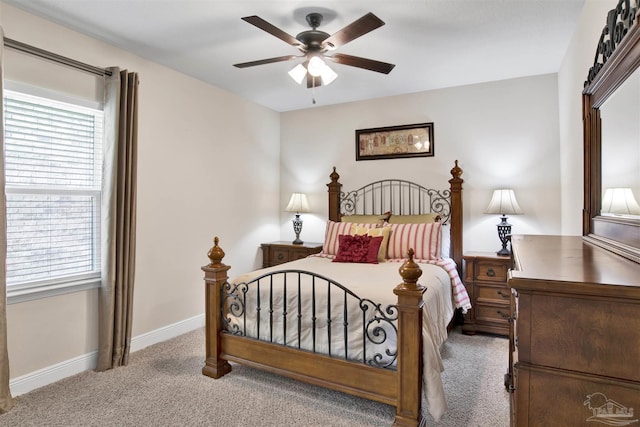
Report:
0,29,14,413
97,67,139,371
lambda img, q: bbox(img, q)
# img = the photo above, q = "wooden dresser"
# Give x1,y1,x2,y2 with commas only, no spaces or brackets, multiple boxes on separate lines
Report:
260,241,323,268
462,252,511,336
507,235,640,427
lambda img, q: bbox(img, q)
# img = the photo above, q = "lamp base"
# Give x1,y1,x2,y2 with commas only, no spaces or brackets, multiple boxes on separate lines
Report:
292,215,303,245
496,247,511,257
496,215,512,257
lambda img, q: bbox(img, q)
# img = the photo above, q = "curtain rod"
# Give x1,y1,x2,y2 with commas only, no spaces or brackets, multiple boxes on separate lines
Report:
3,37,112,77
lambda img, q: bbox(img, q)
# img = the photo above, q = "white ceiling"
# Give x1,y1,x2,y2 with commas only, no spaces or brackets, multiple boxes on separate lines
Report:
4,0,586,112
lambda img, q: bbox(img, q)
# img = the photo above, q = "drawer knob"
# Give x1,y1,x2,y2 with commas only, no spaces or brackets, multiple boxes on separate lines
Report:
277,254,284,260
487,268,496,277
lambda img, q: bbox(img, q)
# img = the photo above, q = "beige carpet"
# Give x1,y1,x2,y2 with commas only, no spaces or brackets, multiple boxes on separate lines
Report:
0,326,509,426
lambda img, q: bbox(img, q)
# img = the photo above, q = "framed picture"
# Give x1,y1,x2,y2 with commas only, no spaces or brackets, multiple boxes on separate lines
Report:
355,122,434,161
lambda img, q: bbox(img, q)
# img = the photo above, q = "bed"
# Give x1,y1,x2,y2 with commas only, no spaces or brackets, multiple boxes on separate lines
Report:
201,161,468,426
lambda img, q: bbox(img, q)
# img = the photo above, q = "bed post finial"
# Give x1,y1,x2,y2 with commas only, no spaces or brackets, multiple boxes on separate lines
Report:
450,159,462,181
329,166,339,184
207,236,226,267
397,248,423,290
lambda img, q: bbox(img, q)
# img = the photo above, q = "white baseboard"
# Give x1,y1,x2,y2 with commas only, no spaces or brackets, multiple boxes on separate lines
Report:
9,313,205,396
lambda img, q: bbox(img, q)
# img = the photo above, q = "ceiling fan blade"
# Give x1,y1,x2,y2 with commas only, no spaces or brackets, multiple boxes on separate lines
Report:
241,16,302,47
233,55,298,68
329,53,395,74
307,74,322,89
322,12,385,50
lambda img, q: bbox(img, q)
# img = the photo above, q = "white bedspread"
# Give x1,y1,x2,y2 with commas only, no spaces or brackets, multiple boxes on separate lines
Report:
229,256,464,421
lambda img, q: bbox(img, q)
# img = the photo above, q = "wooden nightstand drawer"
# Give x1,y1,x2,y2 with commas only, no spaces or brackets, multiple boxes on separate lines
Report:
261,241,323,268
270,248,290,265
476,283,511,304
476,261,508,282
475,302,510,324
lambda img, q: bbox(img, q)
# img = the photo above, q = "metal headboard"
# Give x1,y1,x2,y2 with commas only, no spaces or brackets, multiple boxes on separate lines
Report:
340,179,452,224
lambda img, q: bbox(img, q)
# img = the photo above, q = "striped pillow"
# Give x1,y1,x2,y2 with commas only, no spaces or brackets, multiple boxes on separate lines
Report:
386,222,442,261
321,220,377,256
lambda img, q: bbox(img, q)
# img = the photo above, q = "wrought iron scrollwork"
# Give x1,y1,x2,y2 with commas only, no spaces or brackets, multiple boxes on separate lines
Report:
221,281,248,335
585,0,639,87
361,299,399,368
340,190,358,215
427,188,451,222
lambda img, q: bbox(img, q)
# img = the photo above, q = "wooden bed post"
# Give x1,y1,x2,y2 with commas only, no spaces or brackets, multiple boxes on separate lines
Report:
393,249,427,427
327,167,342,222
201,237,232,379
449,160,464,277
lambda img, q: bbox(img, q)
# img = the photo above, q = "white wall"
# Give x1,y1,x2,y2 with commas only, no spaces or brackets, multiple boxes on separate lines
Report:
280,74,561,253
1,3,281,380
557,0,617,234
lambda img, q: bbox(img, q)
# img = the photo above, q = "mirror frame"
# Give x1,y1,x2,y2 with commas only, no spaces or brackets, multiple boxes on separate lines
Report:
583,0,640,263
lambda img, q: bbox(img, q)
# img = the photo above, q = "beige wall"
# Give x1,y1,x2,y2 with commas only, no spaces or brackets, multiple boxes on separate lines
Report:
280,74,562,253
1,2,281,379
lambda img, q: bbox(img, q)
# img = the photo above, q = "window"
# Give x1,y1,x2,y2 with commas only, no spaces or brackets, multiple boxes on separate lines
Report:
3,88,104,302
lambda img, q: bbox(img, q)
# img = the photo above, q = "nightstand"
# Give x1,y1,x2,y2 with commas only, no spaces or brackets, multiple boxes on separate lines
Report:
260,241,323,268
461,252,511,336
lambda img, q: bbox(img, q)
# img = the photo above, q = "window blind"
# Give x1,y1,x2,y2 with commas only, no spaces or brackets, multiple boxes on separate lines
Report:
4,90,103,286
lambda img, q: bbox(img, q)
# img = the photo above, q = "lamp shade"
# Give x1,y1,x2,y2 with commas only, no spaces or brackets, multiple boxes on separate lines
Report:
601,187,640,215
285,193,311,213
485,189,523,215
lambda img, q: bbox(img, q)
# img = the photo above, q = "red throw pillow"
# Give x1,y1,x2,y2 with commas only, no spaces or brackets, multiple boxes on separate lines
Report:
333,234,384,264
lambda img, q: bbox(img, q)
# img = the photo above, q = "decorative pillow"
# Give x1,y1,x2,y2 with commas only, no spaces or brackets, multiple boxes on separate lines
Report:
333,234,383,264
340,211,391,225
386,222,443,260
387,213,441,224
352,225,391,262
321,220,378,256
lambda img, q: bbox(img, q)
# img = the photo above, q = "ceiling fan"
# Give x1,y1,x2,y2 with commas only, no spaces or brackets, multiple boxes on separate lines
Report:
233,12,396,88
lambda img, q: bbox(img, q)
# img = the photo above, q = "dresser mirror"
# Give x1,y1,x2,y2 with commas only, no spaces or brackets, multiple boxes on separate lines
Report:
583,1,640,262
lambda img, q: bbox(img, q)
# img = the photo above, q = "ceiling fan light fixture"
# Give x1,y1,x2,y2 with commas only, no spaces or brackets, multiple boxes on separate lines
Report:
288,63,307,84
320,65,338,85
307,56,326,77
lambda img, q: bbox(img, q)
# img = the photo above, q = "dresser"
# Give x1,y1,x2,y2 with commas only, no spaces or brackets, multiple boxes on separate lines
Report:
507,235,640,427
260,241,323,268
461,252,511,336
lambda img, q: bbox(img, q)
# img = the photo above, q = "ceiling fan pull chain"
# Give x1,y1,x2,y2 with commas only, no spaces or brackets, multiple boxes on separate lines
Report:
312,79,317,104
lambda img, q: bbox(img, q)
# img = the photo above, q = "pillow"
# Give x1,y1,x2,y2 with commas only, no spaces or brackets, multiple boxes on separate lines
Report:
333,234,383,264
386,222,443,260
340,211,391,225
352,225,391,262
387,213,441,224
321,220,378,256
441,224,451,258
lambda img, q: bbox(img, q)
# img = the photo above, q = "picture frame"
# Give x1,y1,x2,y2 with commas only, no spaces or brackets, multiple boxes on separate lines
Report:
355,122,434,161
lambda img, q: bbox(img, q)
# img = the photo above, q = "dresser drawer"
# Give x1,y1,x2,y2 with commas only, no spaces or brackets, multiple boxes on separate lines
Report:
514,364,640,427
476,283,511,304
517,292,640,382
476,261,509,282
475,302,510,324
